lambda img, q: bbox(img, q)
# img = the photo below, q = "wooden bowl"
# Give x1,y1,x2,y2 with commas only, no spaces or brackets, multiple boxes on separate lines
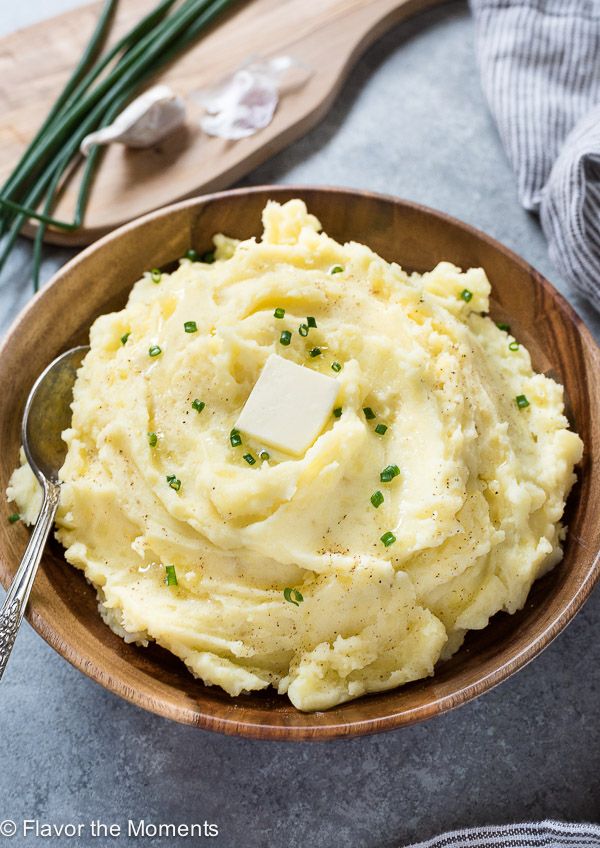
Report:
1,186,599,740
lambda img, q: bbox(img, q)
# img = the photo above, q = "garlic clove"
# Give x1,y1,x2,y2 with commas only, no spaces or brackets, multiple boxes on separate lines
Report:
80,84,186,156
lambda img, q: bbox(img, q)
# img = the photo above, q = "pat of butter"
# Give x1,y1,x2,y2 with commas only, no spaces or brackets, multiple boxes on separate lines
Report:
235,354,339,456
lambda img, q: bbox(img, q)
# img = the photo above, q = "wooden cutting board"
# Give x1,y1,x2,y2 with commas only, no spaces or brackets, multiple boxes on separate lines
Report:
0,0,445,245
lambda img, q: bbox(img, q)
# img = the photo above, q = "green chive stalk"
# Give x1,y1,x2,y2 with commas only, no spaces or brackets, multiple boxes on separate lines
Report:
0,90,132,274
0,0,217,212
31,100,123,289
0,0,238,285
0,0,178,210
3,0,236,234
0,0,117,237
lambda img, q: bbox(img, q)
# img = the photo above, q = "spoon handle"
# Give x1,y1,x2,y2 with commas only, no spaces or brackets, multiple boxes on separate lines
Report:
0,482,60,681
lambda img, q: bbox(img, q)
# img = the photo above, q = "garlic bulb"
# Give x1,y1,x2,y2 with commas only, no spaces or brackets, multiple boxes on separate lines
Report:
80,85,186,156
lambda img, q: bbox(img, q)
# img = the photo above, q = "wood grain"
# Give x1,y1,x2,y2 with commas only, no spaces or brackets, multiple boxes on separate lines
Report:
0,186,599,739
0,0,445,246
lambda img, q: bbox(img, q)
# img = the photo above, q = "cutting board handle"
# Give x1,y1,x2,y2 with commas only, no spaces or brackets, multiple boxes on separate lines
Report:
345,0,448,52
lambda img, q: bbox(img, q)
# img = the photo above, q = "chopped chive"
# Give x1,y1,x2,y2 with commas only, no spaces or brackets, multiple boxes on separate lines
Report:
331,361,342,373
496,322,511,333
165,565,178,587
150,268,162,284
8,513,20,524
375,423,388,436
148,345,162,357
274,307,285,319
516,394,530,409
280,330,292,346
460,289,473,302
380,464,400,483
509,340,520,351
148,432,158,447
184,320,198,333
307,316,317,328
299,323,309,337
243,453,256,465
363,407,376,420
333,407,342,418
309,347,322,358
201,249,215,264
380,531,396,547
259,450,270,461
192,399,205,413
330,265,344,274
283,587,304,606
230,429,242,447
370,491,384,509
120,332,130,345
166,474,181,491
185,248,199,262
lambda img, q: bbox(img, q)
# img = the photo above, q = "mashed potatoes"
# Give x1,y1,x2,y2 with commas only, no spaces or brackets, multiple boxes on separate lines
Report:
7,199,583,711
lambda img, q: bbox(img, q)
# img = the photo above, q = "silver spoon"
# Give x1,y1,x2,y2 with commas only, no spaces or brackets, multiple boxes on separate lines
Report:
0,346,89,681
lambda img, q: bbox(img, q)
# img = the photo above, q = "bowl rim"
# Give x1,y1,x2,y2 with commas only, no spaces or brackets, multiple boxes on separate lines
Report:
2,183,599,740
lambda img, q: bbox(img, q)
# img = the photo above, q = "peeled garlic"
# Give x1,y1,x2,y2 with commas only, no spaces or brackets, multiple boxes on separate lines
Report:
80,85,186,156
193,56,312,141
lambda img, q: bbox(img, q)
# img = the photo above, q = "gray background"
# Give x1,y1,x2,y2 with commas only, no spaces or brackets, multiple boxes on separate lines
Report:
1,2,599,847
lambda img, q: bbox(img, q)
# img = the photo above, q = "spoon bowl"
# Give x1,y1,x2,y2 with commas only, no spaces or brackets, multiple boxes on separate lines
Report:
0,345,87,680
22,346,89,485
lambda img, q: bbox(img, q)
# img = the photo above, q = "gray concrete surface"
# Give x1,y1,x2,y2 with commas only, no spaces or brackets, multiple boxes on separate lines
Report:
1,3,599,847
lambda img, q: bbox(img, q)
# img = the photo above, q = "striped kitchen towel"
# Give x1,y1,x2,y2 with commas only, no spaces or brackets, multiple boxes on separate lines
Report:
406,821,600,848
470,0,600,309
